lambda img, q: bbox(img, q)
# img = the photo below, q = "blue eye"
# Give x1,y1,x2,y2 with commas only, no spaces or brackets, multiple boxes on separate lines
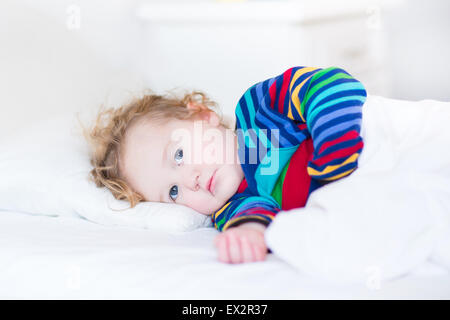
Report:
169,185,178,201
174,148,183,165
174,148,183,164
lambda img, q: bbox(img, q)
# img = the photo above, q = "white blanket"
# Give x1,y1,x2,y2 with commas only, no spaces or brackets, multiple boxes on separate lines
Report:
265,95,450,284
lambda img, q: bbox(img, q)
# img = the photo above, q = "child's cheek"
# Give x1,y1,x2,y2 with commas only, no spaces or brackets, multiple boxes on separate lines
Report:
186,195,216,215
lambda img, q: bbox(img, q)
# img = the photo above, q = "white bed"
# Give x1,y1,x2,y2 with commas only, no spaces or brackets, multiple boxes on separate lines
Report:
2,94,449,299
1,208,449,300
1,95,449,301
0,96,450,299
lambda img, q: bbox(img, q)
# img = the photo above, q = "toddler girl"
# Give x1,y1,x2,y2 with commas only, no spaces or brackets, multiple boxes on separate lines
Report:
85,66,366,265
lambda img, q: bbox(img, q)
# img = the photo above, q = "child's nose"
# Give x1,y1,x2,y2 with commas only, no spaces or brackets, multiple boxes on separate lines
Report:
182,167,201,191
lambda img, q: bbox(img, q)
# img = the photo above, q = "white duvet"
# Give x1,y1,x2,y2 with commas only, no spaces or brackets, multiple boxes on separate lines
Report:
265,95,450,284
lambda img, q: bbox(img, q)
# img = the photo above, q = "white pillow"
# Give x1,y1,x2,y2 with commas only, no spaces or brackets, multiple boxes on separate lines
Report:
0,113,212,232
0,1,211,232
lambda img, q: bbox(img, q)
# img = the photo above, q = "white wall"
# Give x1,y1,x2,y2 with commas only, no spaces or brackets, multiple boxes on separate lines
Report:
1,0,448,141
135,0,450,106
11,0,147,78
136,0,394,118
0,0,146,140
382,0,450,101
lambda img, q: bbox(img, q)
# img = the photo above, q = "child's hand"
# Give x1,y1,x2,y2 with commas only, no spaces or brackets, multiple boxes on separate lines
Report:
214,222,268,264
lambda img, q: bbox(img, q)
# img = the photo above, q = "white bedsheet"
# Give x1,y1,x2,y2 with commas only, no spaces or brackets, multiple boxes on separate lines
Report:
1,209,449,299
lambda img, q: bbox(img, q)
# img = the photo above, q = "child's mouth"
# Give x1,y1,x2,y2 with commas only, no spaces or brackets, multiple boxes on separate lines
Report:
207,169,217,195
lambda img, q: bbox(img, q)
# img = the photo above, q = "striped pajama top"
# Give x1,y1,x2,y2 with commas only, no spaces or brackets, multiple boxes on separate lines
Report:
211,66,367,231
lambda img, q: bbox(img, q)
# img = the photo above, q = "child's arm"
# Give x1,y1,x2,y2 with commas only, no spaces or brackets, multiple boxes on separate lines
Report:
260,66,367,181
212,195,280,232
214,221,268,264
212,195,277,263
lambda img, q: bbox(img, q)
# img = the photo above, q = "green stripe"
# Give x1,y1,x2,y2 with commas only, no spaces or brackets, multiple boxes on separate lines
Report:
271,159,290,207
215,203,236,229
215,213,227,229
304,72,354,107
301,67,335,113
216,195,277,229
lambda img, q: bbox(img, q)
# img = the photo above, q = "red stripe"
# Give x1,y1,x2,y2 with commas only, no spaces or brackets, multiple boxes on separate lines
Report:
312,140,363,167
282,138,314,210
277,68,292,115
269,77,277,110
318,130,359,154
236,178,248,194
236,208,277,218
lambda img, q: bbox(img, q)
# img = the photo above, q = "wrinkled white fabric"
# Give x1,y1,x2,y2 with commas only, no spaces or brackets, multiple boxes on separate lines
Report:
0,209,449,299
265,95,450,284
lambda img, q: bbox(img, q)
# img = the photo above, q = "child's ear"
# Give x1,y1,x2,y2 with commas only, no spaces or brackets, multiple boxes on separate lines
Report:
187,102,220,127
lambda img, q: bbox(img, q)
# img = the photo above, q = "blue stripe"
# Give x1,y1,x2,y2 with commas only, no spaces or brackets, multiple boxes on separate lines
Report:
309,68,350,85
312,113,362,143
308,88,366,116
311,106,361,133
236,96,257,149
290,68,318,93
304,78,364,117
257,102,300,147
308,99,364,129
308,149,362,172
255,82,265,103
307,94,366,126
313,118,362,149
309,161,359,180
318,136,362,157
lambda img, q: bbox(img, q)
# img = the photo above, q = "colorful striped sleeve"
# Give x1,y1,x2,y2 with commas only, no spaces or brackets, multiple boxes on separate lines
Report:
212,195,280,232
270,66,367,181
293,67,366,181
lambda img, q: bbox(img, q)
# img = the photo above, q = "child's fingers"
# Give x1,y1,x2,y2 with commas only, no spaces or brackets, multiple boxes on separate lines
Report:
215,235,230,263
240,237,255,263
251,243,261,261
253,244,267,261
227,232,242,264
214,235,220,247
215,230,267,264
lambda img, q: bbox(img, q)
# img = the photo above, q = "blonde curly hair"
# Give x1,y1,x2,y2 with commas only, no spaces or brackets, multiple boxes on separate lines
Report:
80,90,225,209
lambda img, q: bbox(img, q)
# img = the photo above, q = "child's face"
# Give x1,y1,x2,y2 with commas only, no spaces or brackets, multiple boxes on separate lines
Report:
120,111,244,216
